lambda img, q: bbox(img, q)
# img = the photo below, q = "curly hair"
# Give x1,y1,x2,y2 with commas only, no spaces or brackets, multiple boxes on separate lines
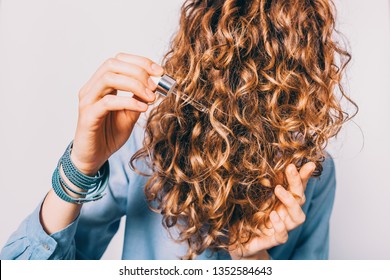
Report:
131,0,356,259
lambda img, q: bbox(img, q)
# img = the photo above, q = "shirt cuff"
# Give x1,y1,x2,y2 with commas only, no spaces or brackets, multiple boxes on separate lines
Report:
27,199,79,259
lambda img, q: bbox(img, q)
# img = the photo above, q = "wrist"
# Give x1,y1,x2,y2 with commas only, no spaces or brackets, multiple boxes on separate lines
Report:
70,156,99,176
59,165,86,198
51,140,110,204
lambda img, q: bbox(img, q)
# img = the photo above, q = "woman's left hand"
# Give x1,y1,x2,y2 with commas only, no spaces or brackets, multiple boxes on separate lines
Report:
229,162,316,260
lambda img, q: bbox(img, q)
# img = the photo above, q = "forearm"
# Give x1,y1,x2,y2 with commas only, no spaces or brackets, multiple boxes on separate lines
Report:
40,166,84,235
40,190,81,235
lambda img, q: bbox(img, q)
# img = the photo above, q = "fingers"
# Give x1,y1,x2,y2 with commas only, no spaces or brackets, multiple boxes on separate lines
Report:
93,95,148,120
92,73,156,102
275,204,288,222
115,53,164,76
285,162,315,204
285,164,307,205
299,162,316,186
275,185,306,226
246,162,315,251
269,211,288,245
79,53,164,104
101,58,154,89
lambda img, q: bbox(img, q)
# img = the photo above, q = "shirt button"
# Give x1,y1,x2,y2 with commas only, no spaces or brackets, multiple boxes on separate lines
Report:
42,243,51,251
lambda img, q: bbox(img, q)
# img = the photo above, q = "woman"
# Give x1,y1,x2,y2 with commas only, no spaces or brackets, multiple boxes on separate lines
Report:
0,0,355,260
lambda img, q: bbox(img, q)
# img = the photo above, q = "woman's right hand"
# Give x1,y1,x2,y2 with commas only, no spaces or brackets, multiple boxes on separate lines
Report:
71,53,164,175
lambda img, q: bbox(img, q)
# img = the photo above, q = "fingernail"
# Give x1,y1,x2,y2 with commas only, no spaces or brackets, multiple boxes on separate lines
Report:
151,63,163,73
145,88,156,100
148,77,156,90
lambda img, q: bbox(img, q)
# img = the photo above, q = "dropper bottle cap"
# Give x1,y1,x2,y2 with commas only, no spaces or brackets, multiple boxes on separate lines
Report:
150,74,177,97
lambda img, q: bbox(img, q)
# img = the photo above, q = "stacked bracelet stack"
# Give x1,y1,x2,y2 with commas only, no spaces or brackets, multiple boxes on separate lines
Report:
52,141,110,204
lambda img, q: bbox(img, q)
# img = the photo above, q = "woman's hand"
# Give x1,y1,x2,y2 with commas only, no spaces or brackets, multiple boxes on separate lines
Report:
229,162,316,260
40,53,164,235
71,53,164,175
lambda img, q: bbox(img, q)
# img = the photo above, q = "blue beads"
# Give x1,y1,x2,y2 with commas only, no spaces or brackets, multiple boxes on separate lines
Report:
52,141,110,204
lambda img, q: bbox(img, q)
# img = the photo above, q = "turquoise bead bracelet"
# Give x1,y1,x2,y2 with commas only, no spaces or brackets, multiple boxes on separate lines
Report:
61,142,105,190
51,141,110,204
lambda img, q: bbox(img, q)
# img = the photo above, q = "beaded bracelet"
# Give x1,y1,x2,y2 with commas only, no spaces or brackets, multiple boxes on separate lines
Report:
51,141,110,204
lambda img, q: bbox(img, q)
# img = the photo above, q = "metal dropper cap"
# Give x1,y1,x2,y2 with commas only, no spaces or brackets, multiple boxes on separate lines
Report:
150,74,209,113
152,74,177,97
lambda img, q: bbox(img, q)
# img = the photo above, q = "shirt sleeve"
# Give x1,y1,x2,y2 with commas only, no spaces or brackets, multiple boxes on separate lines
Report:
0,140,132,260
289,154,337,259
0,199,79,260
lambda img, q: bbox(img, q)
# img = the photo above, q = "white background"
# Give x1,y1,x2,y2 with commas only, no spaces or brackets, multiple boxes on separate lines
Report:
0,0,389,259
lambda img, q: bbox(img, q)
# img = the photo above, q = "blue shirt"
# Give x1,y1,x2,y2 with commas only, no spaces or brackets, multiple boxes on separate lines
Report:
0,117,336,260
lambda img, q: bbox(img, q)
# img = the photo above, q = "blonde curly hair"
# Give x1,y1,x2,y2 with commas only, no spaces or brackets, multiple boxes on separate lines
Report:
131,0,357,259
